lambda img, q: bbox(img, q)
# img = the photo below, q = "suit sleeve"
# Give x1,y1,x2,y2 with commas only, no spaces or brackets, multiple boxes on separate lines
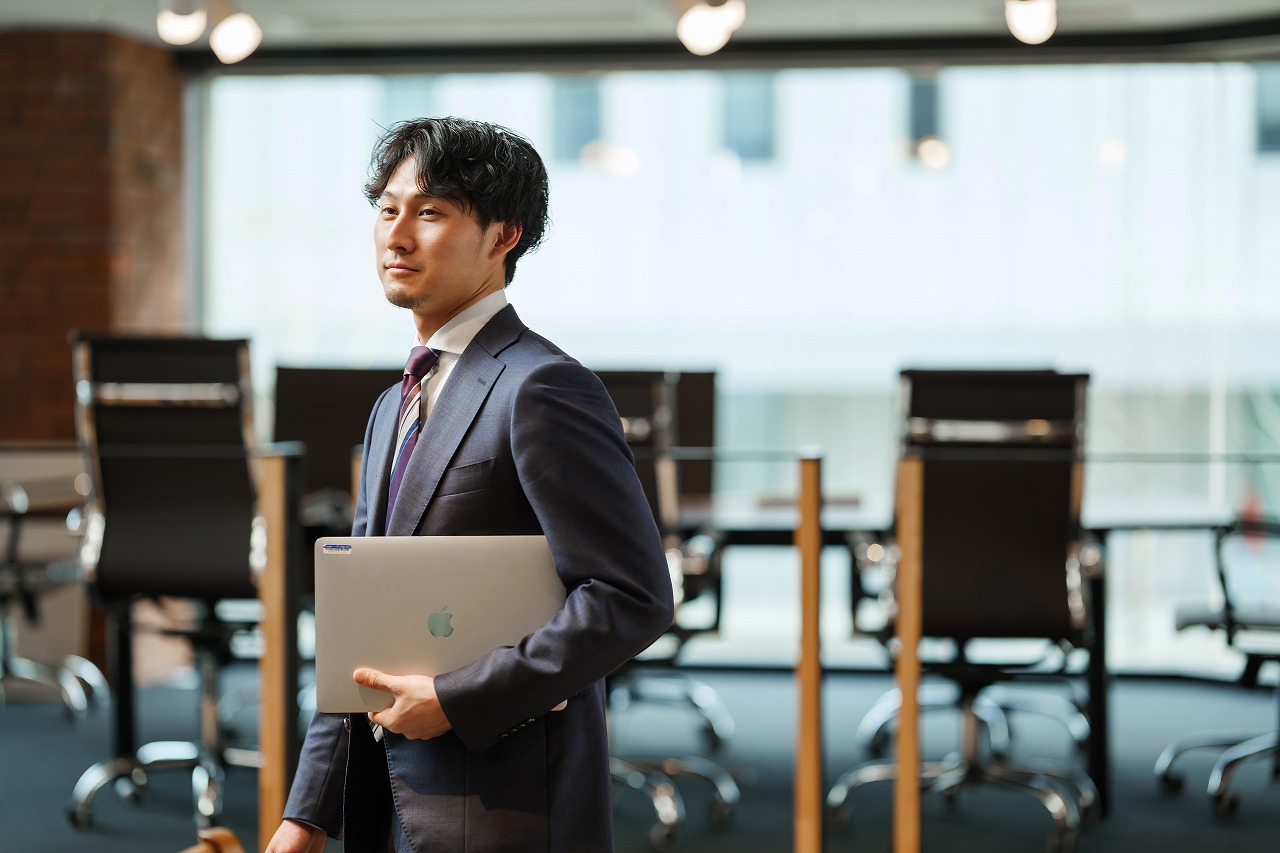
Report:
281,386,393,836
350,385,395,539
282,712,349,837
434,359,675,752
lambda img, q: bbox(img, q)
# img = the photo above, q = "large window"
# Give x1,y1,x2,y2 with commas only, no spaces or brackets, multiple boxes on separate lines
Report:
200,64,1280,674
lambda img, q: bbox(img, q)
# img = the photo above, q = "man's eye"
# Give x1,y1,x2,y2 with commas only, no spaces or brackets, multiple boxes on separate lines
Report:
420,207,437,217
380,206,396,216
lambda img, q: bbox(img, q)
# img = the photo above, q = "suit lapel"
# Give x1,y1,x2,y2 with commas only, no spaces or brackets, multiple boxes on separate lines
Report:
364,386,401,536
385,305,525,535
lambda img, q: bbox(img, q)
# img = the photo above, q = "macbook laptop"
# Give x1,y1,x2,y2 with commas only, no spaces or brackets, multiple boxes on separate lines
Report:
313,534,566,713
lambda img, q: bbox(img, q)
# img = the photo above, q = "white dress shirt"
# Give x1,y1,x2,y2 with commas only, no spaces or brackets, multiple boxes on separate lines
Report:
415,289,510,420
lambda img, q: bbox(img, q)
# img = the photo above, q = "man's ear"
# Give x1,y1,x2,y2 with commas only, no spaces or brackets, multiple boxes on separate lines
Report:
490,222,522,258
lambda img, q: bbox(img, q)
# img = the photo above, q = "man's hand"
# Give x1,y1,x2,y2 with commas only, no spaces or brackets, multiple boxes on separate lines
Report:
356,668,453,741
263,818,325,853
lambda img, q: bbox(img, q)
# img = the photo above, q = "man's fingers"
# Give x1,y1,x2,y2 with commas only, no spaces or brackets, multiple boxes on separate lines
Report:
354,668,399,694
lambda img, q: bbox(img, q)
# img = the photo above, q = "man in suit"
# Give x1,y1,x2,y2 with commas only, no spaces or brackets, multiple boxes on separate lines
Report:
264,117,674,852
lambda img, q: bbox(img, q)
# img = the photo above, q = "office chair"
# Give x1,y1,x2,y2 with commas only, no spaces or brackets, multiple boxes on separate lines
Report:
67,334,264,830
0,447,109,715
827,369,1097,853
259,365,401,726
1154,516,1280,818
594,369,739,847
271,365,403,537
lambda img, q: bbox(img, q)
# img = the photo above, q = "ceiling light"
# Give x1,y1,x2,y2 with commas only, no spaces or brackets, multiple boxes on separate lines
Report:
156,1,207,46
209,9,262,64
675,0,746,57
1005,0,1057,46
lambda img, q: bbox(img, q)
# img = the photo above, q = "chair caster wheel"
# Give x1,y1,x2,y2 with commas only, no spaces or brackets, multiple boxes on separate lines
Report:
1047,828,1077,853
824,804,851,833
709,800,733,828
114,776,142,806
1158,772,1183,796
941,788,960,811
1214,792,1239,820
649,821,680,850
66,803,92,829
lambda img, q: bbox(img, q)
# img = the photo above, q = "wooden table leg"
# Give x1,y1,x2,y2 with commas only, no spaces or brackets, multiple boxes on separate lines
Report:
894,456,923,853
258,451,304,843
794,455,824,853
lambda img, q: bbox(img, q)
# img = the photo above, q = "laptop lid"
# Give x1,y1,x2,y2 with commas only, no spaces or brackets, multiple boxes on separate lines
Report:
313,534,566,713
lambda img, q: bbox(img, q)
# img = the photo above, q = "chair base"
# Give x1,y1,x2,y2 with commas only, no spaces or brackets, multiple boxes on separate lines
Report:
1155,728,1279,818
612,757,685,850
1,603,109,716
611,670,736,750
1,654,87,714
67,740,221,829
830,692,1096,853
827,753,1089,853
856,682,1089,759
611,752,739,850
67,635,261,830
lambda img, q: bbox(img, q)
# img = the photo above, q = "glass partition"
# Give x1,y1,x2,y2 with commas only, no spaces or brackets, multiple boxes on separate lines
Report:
198,62,1280,676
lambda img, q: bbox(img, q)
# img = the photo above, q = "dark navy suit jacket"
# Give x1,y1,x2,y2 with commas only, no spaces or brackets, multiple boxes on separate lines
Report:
283,305,674,852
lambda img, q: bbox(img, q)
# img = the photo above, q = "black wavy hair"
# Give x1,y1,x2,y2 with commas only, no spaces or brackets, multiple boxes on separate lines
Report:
363,117,550,284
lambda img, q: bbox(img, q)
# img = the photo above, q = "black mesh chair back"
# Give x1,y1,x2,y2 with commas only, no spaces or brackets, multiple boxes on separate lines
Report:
592,369,718,531
900,369,1089,643
72,334,259,602
674,371,715,503
593,370,681,536
272,366,401,496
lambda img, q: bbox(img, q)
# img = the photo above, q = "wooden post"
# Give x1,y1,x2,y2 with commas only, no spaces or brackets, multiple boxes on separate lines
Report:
257,451,303,843
794,455,824,853
893,456,924,853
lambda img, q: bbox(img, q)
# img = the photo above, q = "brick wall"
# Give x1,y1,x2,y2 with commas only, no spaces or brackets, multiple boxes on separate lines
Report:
0,30,187,441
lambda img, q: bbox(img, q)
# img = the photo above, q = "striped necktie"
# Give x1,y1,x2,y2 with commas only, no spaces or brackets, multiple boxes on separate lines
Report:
386,346,439,527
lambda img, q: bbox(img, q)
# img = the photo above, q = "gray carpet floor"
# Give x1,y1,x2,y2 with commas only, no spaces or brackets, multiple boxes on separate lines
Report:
0,667,1276,852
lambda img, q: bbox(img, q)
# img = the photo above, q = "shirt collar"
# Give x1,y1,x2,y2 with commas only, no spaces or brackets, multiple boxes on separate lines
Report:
417,289,509,356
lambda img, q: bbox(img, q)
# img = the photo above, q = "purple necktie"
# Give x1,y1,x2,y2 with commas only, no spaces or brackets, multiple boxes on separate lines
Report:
386,346,439,527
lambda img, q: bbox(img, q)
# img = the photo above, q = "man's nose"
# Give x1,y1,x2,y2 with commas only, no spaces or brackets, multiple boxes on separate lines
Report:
385,213,414,252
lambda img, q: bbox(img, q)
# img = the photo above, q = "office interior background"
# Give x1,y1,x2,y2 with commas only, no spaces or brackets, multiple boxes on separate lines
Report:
3,1,1280,851
202,60,1280,675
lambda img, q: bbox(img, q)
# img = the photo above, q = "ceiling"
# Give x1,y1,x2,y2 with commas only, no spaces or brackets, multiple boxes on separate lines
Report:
3,0,1280,67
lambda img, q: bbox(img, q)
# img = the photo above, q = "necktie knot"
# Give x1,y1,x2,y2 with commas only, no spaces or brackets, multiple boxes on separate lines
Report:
405,346,439,382
400,346,439,403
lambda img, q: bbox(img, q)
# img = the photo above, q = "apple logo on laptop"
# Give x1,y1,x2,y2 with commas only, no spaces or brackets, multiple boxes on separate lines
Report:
428,606,454,638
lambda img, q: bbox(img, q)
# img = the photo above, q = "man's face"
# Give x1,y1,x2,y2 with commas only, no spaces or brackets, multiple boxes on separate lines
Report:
374,157,509,322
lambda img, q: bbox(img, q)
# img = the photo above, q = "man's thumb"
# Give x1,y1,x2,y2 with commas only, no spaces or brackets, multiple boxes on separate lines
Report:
354,668,396,693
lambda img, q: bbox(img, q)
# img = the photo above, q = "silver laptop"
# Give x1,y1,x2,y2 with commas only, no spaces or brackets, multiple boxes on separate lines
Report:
313,534,566,713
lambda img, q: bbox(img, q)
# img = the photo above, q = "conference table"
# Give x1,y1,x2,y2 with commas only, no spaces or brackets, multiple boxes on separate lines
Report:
674,483,1246,822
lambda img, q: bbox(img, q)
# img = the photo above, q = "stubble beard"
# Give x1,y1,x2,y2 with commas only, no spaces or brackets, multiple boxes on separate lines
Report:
383,282,429,312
